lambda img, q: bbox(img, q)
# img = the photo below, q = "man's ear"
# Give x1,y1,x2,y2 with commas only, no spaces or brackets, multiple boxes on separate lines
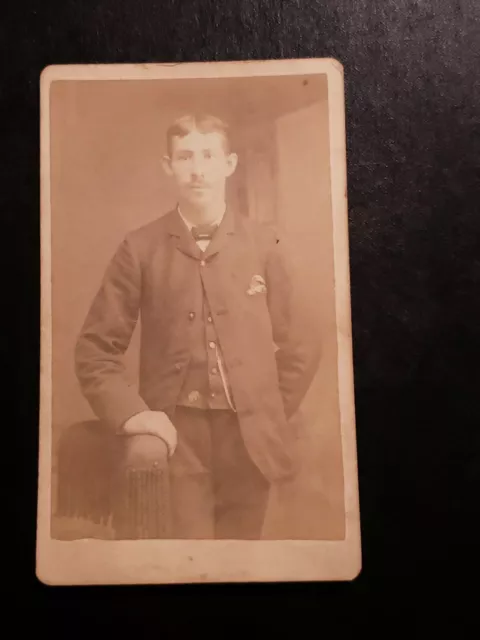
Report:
225,152,238,177
162,155,173,176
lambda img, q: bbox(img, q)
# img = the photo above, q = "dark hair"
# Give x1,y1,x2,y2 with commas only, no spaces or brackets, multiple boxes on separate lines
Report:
166,113,231,156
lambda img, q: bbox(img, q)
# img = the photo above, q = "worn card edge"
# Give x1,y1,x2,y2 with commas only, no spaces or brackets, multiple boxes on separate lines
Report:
36,57,362,586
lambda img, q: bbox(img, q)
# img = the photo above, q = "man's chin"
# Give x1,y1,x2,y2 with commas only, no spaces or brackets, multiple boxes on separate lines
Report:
184,191,212,206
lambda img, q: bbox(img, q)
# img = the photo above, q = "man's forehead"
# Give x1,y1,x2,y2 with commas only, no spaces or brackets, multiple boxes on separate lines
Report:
171,129,226,151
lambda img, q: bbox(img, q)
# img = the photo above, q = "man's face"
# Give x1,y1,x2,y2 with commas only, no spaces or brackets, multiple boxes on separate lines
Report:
163,129,237,208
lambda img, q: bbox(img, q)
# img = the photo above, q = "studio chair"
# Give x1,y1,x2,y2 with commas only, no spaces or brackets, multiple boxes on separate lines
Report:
54,420,172,539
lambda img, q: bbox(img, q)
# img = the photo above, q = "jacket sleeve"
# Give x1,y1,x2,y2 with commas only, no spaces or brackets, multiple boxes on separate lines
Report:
265,231,322,419
74,235,150,430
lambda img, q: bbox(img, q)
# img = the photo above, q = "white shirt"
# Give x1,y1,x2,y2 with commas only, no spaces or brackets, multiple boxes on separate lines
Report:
177,205,226,253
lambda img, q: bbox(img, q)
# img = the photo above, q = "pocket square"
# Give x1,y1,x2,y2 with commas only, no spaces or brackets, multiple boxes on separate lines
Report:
247,274,267,295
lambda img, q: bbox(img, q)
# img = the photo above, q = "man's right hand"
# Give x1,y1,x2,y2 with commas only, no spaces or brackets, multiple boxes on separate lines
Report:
121,411,178,457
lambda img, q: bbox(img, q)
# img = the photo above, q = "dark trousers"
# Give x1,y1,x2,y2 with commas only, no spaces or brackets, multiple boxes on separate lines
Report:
169,407,271,539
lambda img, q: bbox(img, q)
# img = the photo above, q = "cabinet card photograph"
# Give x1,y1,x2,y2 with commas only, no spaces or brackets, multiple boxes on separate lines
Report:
36,57,361,585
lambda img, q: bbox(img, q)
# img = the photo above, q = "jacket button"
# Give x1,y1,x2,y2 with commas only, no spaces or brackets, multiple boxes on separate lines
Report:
209,341,216,349
207,315,213,323
200,260,206,267
175,363,182,370
188,311,195,320
211,367,218,375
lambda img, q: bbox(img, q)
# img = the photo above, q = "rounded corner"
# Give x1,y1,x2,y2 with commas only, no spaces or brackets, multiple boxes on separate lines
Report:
325,57,345,77
40,65,55,93
35,558,58,587
40,65,53,81
346,554,362,582
40,64,68,92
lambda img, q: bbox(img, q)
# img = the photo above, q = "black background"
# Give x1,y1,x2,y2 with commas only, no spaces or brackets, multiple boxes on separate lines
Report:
5,0,480,629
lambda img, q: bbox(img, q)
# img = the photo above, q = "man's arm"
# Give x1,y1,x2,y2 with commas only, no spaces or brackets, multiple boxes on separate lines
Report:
265,231,322,419
75,234,178,455
74,235,149,430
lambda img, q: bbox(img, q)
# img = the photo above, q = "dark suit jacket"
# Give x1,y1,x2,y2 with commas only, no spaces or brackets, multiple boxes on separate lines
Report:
75,207,321,481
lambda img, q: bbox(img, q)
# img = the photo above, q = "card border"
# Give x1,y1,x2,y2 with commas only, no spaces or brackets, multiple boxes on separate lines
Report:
36,57,362,585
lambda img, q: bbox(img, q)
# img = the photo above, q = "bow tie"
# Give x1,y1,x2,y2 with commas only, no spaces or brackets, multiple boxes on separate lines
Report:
191,223,219,241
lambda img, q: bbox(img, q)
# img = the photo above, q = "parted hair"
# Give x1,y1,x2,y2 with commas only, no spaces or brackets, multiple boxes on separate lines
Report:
166,113,231,156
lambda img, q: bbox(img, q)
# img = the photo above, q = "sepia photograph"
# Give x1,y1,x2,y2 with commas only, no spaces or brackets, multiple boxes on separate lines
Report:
36,57,361,584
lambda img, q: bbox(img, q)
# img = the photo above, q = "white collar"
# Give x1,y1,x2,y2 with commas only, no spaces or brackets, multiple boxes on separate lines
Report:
177,204,226,231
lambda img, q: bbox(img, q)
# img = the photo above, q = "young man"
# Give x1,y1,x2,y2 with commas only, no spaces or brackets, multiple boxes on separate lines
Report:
74,113,321,540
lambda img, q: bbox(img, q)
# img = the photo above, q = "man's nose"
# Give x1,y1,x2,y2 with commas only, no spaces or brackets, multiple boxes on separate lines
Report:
190,155,205,178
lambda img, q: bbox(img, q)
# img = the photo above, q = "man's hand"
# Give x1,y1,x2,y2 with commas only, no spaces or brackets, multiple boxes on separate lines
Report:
121,411,178,457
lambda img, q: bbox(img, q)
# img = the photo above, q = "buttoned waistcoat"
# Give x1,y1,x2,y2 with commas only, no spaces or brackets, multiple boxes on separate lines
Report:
176,286,233,410
74,207,322,482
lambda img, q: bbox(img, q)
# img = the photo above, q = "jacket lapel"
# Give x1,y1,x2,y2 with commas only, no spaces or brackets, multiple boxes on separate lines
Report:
164,206,238,262
203,206,237,259
164,208,203,260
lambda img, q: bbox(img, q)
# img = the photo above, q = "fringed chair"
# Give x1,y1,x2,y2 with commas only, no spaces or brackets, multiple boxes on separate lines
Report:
54,420,172,539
